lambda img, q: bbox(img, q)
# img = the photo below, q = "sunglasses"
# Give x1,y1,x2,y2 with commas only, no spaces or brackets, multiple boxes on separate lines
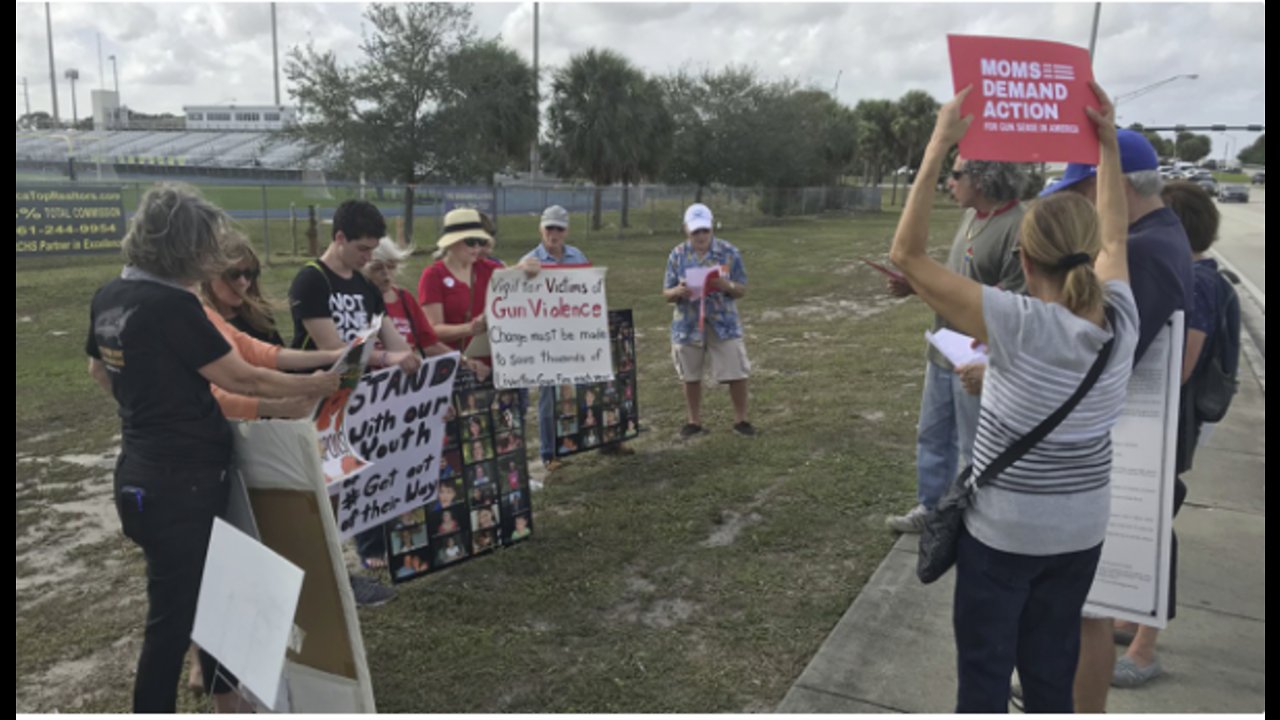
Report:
463,237,488,248
950,169,968,181
225,268,260,282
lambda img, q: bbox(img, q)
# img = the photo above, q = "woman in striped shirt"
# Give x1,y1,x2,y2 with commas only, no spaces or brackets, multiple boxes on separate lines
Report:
888,83,1138,712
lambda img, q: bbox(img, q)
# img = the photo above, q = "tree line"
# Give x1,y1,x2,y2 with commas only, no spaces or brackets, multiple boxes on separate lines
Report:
281,3,949,229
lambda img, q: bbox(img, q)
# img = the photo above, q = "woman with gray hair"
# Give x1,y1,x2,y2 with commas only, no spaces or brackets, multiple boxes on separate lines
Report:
86,183,338,712
884,155,1030,535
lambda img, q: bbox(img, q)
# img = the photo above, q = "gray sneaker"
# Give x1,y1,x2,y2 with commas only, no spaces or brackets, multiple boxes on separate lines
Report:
350,574,396,608
885,503,929,534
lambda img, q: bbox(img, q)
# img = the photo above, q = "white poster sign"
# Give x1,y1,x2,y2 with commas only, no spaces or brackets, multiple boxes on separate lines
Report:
486,267,614,389
193,518,305,707
332,353,460,539
1084,313,1183,628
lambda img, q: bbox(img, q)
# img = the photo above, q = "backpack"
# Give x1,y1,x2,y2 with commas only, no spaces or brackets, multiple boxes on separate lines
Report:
1191,266,1241,424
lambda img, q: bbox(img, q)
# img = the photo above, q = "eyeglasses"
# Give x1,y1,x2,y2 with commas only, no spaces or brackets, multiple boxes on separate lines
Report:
225,268,260,282
463,237,488,248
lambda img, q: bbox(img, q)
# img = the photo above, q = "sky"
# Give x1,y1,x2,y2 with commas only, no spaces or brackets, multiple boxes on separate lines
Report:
14,1,1267,161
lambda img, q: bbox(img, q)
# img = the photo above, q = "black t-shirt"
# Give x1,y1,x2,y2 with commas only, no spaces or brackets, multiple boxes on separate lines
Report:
86,276,233,465
289,260,387,349
230,313,285,347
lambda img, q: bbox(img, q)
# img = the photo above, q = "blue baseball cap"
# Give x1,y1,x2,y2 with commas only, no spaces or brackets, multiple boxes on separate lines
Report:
1040,129,1161,197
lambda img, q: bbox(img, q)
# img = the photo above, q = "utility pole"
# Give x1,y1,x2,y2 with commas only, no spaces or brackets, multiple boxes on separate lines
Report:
20,77,31,118
530,1,540,180
46,2,59,126
97,33,104,89
1088,2,1101,61
65,68,80,127
271,3,281,106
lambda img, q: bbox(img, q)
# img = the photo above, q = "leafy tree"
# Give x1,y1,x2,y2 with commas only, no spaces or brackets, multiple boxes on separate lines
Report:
1175,131,1212,164
1127,123,1174,159
853,99,899,186
890,90,939,203
547,49,649,230
284,3,476,241
432,40,538,184
1237,134,1265,166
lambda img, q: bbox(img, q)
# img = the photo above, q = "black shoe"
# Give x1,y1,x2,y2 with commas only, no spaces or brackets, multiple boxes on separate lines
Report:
350,574,396,608
732,421,757,437
679,423,705,439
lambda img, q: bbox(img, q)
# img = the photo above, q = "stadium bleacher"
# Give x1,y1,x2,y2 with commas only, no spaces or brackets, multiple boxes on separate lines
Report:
15,130,311,169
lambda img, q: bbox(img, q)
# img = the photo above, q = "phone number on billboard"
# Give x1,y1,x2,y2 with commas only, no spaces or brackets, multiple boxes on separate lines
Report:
16,222,122,238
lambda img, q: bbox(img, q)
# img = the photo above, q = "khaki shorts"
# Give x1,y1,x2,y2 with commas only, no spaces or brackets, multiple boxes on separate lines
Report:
672,334,751,384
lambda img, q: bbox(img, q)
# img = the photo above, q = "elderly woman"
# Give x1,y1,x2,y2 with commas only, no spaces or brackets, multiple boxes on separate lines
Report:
417,208,498,355
885,155,1030,534
86,183,338,712
199,230,352,420
888,84,1138,712
200,231,284,345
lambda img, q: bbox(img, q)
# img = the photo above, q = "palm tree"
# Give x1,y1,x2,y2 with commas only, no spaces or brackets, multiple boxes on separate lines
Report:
548,49,647,230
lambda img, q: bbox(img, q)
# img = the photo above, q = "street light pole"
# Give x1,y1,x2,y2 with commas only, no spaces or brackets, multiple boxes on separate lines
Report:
64,68,80,127
46,2,59,126
1113,74,1199,106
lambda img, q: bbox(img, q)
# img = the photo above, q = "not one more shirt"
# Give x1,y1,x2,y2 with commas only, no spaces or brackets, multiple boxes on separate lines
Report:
289,259,387,349
86,270,233,465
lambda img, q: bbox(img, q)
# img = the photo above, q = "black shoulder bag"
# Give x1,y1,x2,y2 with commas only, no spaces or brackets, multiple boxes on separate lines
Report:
918,309,1117,584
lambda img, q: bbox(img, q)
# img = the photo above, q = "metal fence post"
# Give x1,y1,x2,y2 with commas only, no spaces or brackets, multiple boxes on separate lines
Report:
261,184,270,264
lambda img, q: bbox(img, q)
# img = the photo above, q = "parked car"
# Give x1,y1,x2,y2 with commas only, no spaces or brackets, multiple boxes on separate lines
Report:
1252,171,1266,185
1195,176,1219,194
1218,184,1250,203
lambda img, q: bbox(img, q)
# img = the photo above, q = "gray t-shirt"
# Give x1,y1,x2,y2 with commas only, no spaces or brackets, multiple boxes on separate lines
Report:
928,203,1027,370
964,280,1140,556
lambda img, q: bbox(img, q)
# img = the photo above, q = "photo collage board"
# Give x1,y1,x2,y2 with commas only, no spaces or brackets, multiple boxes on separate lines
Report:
552,309,640,457
385,369,533,584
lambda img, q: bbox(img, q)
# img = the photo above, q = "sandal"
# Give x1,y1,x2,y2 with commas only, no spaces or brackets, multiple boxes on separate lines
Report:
1112,655,1163,688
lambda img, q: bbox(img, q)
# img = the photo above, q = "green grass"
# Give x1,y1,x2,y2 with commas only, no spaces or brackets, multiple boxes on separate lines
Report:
16,203,965,712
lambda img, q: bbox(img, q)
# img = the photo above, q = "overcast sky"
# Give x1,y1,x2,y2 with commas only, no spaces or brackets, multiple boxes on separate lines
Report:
15,1,1266,159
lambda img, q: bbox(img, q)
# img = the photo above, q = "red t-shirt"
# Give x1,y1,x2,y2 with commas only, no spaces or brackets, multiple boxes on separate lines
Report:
384,287,440,353
417,260,496,351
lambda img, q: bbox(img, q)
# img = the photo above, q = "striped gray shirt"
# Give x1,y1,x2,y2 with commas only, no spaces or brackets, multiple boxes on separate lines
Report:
964,281,1139,556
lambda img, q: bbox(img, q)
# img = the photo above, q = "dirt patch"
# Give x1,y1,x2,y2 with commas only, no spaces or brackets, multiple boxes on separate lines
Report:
757,294,902,323
701,510,764,548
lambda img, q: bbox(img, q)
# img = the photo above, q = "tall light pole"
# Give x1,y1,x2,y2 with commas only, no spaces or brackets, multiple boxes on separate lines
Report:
46,2,59,126
1113,74,1199,106
529,1,540,179
19,77,31,118
64,68,80,127
108,54,118,95
271,3,280,106
1087,3,1101,61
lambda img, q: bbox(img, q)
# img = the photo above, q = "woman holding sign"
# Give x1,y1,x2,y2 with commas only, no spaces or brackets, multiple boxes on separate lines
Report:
86,184,339,713
887,84,1137,712
417,208,498,355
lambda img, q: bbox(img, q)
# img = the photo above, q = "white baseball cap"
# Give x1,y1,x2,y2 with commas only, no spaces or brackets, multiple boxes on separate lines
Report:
683,203,713,233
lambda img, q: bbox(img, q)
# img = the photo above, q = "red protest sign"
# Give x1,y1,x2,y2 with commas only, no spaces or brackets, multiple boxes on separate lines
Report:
948,35,1100,164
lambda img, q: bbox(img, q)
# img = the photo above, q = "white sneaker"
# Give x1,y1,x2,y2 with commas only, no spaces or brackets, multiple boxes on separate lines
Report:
885,503,929,534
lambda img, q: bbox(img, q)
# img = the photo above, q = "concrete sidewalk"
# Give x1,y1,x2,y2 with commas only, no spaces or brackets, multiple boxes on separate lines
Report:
778,349,1266,712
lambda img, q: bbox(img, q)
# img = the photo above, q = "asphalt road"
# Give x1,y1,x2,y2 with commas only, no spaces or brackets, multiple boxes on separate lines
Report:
1213,186,1266,303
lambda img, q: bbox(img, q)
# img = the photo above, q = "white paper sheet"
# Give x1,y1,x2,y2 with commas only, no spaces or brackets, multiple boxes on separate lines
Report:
925,328,987,367
193,518,305,706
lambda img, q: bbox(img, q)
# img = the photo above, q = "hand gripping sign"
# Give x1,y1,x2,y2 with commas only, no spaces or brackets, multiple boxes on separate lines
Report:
948,34,1102,164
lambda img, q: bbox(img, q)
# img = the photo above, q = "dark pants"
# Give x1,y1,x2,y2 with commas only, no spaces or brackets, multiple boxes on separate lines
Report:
114,453,237,713
355,526,387,563
953,526,1103,713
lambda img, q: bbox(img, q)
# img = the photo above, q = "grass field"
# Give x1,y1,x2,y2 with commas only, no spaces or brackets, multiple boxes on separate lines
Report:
15,203,965,712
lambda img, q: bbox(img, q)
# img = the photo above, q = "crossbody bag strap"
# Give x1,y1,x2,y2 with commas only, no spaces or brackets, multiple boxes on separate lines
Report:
397,288,426,355
972,306,1118,490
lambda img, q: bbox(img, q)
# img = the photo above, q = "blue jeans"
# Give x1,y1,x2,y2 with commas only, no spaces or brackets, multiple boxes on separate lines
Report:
537,386,556,462
953,527,1103,713
916,361,981,510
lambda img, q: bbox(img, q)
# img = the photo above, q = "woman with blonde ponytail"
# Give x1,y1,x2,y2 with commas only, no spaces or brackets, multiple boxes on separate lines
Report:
887,82,1140,712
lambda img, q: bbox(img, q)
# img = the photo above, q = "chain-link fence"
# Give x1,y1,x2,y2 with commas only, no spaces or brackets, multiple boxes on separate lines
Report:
16,164,883,261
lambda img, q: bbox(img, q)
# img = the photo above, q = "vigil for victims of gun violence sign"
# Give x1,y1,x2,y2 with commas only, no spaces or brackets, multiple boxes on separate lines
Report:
331,353,461,539
486,267,614,390
948,34,1101,163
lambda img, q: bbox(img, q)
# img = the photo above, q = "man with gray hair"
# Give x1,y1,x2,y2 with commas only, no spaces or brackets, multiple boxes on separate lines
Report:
1040,128,1194,713
884,156,1028,533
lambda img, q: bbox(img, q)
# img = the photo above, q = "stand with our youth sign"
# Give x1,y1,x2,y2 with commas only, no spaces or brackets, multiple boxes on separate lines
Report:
486,267,614,389
332,353,460,539
948,34,1101,163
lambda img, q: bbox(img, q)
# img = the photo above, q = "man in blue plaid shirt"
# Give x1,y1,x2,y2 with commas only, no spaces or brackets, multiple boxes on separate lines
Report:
662,203,756,438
